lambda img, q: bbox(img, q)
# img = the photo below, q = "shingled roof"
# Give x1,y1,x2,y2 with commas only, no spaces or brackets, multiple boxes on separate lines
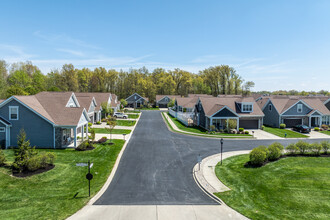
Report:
199,97,264,117
75,92,111,111
156,95,181,102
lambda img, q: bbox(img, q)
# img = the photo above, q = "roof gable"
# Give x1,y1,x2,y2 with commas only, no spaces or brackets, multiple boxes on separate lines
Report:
212,106,239,118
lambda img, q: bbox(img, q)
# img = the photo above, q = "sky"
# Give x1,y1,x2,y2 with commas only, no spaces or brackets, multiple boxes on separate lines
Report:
0,0,329,92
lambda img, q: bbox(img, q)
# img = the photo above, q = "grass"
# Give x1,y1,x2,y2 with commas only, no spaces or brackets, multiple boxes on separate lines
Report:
166,113,252,137
214,154,330,220
320,130,330,136
116,120,136,126
139,107,159,110
0,140,124,220
263,126,308,138
162,113,252,138
93,128,131,134
124,110,140,113
128,114,139,119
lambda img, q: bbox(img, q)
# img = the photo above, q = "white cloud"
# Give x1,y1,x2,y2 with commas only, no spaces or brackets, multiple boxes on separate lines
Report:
56,48,85,57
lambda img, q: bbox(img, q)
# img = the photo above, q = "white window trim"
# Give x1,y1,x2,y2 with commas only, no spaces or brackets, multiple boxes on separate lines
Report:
242,103,253,113
9,106,19,120
0,127,5,132
297,104,303,113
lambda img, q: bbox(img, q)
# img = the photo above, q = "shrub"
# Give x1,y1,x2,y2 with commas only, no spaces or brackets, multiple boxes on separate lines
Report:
239,128,244,132
286,143,299,154
268,145,282,160
101,118,107,122
26,156,41,172
249,147,267,166
210,125,215,131
295,141,310,154
88,122,92,127
261,125,265,130
46,152,56,165
320,141,329,154
245,131,249,134
96,121,101,125
90,128,95,141
97,137,107,144
106,121,110,125
280,123,286,129
76,141,87,151
311,143,322,155
321,124,329,131
314,127,320,131
0,150,6,166
270,142,284,152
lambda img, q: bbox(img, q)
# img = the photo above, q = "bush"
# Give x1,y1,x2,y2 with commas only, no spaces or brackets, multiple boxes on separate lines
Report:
101,118,107,122
26,156,41,172
106,121,110,125
96,121,101,125
0,150,6,166
280,123,286,129
239,128,244,132
250,147,267,166
320,141,329,154
295,141,310,154
245,131,249,134
286,143,299,154
88,122,92,127
261,125,265,130
314,127,320,131
311,143,322,155
210,125,215,131
321,124,329,131
268,145,282,160
97,137,107,144
270,142,284,152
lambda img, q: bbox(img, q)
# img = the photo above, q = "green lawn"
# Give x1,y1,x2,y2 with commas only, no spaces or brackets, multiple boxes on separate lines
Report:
214,155,330,220
166,113,252,137
139,107,159,110
0,140,124,220
93,128,131,134
116,120,136,126
128,114,139,119
320,130,330,136
263,126,308,138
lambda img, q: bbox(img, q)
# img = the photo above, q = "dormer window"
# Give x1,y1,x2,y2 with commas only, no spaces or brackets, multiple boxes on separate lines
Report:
297,104,303,113
135,95,137,100
242,103,253,112
269,104,272,111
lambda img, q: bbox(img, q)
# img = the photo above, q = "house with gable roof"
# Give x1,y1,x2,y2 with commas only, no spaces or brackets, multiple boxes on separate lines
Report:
0,92,90,149
125,93,148,108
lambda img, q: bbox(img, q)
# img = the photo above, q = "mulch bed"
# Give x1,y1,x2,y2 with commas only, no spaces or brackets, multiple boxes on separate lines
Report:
245,154,330,168
12,164,55,178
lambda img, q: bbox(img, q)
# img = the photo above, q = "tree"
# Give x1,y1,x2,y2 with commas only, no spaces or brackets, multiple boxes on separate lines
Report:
243,81,255,96
101,102,112,117
61,64,78,91
168,98,175,107
0,60,8,98
120,99,127,108
106,118,117,143
225,119,237,132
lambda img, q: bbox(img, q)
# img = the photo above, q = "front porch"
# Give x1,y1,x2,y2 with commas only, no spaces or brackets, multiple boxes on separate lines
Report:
207,117,239,131
55,123,89,148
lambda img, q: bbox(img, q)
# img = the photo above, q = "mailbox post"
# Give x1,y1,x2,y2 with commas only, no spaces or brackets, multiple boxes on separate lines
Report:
86,160,93,197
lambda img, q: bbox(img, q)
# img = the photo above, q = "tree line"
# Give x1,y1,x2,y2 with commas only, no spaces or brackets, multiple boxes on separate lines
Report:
0,60,328,102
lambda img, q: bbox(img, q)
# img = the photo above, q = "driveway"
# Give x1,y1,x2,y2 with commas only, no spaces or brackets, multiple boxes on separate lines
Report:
94,111,327,205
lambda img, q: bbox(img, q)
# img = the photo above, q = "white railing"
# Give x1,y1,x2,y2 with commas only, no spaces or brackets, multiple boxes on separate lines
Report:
169,108,177,118
177,111,195,126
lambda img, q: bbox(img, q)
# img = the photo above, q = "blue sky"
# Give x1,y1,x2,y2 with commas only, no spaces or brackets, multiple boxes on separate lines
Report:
0,0,329,91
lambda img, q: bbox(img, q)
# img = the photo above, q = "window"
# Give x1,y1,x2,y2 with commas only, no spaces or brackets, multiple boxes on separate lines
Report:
269,104,272,111
297,104,303,113
242,104,253,112
134,95,137,100
0,127,5,132
9,106,19,120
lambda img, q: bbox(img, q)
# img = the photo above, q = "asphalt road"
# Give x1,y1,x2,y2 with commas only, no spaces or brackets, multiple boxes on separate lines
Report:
94,111,327,205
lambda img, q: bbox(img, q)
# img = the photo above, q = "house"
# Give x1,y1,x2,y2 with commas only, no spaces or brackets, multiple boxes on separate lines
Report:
0,92,90,149
125,93,148,108
155,95,181,108
110,94,121,112
75,95,99,124
195,97,264,130
257,96,330,128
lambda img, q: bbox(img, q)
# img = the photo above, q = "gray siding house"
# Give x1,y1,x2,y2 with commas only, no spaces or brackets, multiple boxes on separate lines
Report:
126,93,148,108
155,95,180,108
258,97,330,128
0,92,90,149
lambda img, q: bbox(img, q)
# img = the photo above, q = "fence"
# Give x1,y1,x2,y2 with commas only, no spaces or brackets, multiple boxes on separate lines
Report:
169,108,177,118
177,111,195,126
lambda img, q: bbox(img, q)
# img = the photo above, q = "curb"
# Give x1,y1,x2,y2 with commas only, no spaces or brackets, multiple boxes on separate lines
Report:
87,112,141,205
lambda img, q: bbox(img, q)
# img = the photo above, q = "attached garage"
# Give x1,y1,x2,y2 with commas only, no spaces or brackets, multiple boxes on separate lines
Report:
283,118,303,128
158,103,168,108
239,119,259,129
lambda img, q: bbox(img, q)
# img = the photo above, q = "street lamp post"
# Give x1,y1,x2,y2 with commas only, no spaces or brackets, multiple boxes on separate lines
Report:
220,138,223,165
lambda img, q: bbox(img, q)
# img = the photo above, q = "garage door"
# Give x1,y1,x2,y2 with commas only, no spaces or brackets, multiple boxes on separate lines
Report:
158,103,168,108
284,119,302,128
239,119,259,129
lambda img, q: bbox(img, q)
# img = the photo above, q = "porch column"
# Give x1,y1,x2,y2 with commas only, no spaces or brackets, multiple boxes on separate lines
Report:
237,118,239,130
86,123,88,139
82,125,84,141
74,127,77,147
210,117,213,127
309,116,311,127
